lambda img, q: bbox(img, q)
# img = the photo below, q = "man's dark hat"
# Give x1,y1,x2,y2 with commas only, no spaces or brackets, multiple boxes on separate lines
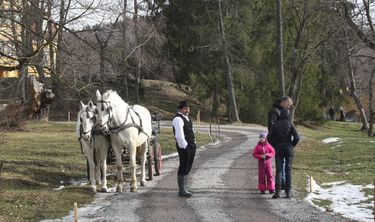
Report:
178,101,190,109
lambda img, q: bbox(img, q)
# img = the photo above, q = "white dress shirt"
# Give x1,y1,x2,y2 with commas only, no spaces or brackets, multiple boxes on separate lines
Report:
172,112,190,149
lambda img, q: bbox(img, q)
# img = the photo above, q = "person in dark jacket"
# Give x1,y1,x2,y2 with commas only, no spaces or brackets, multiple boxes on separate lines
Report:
267,109,299,199
267,96,293,130
339,107,346,121
172,101,196,197
328,106,335,120
267,96,293,190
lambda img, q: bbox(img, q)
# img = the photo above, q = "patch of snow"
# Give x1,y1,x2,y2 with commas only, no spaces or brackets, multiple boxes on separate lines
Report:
323,181,346,186
322,137,341,144
53,185,65,191
305,181,374,222
331,144,343,149
369,141,375,143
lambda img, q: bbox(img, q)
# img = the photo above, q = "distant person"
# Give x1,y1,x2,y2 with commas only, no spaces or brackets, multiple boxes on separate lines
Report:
339,107,346,121
172,101,196,197
328,106,335,120
267,109,300,199
267,96,293,190
252,131,275,194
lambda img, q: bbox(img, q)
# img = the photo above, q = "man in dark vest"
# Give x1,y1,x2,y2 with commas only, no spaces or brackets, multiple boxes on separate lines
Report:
172,101,196,197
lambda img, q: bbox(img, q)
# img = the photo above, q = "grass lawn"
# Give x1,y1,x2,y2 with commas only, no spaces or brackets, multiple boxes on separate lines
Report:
293,121,374,197
0,121,212,221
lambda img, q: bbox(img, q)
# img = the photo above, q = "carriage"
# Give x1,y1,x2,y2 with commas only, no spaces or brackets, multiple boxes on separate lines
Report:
105,114,163,181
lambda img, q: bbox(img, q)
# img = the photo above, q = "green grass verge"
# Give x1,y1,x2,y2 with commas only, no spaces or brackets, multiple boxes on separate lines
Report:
0,121,212,221
293,121,375,198
0,121,93,222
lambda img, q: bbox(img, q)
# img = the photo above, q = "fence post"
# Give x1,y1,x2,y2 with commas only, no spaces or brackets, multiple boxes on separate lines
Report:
197,110,200,125
74,202,78,222
309,176,315,193
68,112,71,122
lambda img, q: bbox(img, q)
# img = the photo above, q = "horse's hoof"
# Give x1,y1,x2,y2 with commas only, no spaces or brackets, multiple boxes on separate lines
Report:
100,187,108,193
130,187,137,192
116,186,123,193
90,186,97,193
140,180,146,186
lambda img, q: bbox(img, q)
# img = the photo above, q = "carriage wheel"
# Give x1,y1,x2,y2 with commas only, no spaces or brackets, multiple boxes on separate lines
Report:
154,143,162,176
147,150,153,180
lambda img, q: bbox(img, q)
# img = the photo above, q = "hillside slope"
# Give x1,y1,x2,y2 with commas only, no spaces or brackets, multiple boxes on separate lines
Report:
142,79,207,120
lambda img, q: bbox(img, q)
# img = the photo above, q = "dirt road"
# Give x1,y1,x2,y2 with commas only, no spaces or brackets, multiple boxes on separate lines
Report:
45,125,348,222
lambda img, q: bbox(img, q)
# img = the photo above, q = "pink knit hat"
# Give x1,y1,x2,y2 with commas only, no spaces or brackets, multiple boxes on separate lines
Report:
259,131,268,139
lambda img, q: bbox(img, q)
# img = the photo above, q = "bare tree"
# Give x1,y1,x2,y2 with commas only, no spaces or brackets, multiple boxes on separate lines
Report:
218,0,239,123
369,66,375,136
344,29,369,130
133,0,141,103
276,0,285,97
338,0,374,131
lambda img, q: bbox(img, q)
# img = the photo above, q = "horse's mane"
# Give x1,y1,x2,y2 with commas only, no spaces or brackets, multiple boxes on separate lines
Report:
102,90,128,108
76,105,86,138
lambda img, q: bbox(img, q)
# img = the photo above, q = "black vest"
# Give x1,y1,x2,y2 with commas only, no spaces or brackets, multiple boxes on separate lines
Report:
173,113,195,146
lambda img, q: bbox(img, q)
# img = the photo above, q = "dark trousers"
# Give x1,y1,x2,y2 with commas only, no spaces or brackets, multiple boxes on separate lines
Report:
275,145,294,192
177,144,196,176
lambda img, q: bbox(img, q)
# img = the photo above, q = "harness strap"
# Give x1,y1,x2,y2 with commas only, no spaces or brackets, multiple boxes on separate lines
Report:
108,106,150,138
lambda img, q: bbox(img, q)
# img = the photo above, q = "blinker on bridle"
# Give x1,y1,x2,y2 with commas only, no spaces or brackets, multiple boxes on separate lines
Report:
80,108,96,136
98,100,112,128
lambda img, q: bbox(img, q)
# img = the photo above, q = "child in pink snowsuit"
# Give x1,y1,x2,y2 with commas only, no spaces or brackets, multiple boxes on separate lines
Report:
252,131,275,194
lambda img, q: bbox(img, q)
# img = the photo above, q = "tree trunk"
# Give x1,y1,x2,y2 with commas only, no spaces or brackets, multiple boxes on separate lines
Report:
276,0,285,97
368,66,374,137
344,30,369,130
218,0,239,122
19,63,28,104
33,0,46,84
212,83,219,118
134,0,141,103
94,33,106,78
52,0,66,112
47,0,55,78
122,0,129,100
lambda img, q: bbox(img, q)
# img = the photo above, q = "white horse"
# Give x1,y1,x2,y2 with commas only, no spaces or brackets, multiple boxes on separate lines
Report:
76,101,109,192
95,90,152,192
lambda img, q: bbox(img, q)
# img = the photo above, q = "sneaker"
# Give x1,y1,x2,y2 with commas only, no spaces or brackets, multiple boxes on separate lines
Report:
260,190,266,194
269,190,274,194
272,193,280,199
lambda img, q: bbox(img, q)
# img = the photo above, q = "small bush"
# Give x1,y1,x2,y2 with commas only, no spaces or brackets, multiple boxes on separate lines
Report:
0,102,26,130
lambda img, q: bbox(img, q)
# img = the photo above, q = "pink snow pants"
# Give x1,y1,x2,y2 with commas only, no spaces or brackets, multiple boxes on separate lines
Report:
257,159,275,191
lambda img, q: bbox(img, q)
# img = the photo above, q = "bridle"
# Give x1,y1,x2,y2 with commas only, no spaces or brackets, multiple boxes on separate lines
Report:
97,100,113,129
97,100,147,137
79,107,96,139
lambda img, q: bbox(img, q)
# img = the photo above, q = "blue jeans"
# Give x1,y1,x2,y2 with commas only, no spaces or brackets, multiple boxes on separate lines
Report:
275,145,294,192
281,159,286,189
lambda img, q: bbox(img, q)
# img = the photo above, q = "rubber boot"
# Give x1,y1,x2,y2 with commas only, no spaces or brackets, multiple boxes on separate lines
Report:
184,176,193,193
178,175,192,197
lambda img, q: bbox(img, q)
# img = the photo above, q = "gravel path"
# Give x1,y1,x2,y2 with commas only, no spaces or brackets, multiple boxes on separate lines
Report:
43,125,349,222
